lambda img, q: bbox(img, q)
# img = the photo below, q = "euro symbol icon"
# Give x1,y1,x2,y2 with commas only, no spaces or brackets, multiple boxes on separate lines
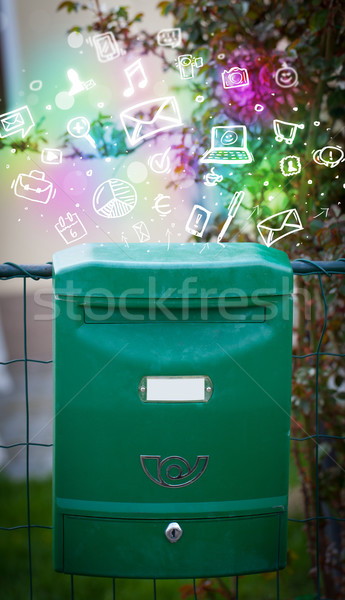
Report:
152,193,171,217
0,106,35,139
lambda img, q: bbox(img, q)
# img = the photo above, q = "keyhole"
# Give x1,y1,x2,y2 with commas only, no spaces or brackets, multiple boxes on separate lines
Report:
165,522,183,543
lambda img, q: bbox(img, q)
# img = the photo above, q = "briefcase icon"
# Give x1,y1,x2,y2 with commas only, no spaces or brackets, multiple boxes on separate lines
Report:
13,170,55,204
55,213,87,245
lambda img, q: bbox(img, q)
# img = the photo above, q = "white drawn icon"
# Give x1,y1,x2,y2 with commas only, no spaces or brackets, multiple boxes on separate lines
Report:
120,96,182,147
157,28,181,48
67,116,96,148
280,155,301,176
275,63,298,88
148,147,171,174
55,212,87,244
185,205,212,237
200,126,253,164
41,148,62,165
177,54,203,79
152,193,171,216
67,68,95,96
257,209,303,247
0,106,35,139
203,167,223,187
30,80,42,91
132,221,150,242
221,67,249,89
273,119,304,144
93,178,137,218
313,208,329,219
313,146,344,168
12,170,55,204
217,190,245,243
89,32,120,62
123,59,148,97
176,54,203,79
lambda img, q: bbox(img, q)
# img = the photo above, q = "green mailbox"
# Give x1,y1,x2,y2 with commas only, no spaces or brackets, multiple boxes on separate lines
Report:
53,242,293,579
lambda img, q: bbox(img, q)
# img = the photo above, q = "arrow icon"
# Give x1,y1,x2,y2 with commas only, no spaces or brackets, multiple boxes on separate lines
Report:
313,207,329,219
246,205,260,220
165,228,171,251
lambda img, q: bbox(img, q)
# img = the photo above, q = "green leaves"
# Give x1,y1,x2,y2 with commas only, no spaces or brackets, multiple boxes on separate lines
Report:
309,9,328,32
57,1,80,13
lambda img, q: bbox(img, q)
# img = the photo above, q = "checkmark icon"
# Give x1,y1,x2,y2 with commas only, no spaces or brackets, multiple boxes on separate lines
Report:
148,146,171,174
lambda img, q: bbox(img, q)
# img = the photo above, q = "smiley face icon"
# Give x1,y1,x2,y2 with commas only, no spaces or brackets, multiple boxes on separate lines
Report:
221,129,238,145
275,63,298,88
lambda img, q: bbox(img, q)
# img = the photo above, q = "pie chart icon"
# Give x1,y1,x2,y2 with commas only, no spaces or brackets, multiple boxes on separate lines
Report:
93,178,137,218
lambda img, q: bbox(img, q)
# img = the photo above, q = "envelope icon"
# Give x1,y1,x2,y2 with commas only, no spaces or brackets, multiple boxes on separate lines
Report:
257,208,303,247
132,221,150,242
120,96,182,146
2,113,24,131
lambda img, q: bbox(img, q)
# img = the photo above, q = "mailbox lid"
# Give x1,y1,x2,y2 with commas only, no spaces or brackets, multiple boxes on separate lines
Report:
53,242,292,299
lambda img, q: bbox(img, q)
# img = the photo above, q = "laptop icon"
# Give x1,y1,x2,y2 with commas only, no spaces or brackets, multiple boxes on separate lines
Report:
200,125,253,164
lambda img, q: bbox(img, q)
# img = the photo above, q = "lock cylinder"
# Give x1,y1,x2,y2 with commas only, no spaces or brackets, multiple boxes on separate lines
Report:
165,522,183,543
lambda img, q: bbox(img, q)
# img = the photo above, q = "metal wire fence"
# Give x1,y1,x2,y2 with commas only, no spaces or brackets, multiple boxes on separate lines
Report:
0,258,344,600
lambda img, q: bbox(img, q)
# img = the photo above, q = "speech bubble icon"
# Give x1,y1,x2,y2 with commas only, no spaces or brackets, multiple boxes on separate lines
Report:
0,105,35,139
313,146,344,168
157,28,181,49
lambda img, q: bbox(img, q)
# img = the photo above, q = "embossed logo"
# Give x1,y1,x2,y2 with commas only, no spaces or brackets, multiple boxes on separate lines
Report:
140,455,209,488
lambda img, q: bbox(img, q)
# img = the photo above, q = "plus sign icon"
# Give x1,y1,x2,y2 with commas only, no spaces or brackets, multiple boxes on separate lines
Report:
67,116,96,148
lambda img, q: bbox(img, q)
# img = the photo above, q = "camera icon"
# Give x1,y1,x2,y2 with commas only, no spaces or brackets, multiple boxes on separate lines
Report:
176,54,203,80
221,67,249,89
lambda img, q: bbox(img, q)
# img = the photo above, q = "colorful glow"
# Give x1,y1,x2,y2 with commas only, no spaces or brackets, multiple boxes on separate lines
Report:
1,11,342,254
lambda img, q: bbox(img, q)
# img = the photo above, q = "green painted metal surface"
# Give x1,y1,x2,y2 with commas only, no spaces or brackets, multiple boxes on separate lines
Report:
53,242,293,579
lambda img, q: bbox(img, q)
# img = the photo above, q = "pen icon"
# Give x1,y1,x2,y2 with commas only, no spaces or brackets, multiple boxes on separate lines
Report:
217,190,245,243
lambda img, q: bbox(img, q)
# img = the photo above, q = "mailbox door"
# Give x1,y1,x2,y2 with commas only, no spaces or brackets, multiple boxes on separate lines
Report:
54,297,292,577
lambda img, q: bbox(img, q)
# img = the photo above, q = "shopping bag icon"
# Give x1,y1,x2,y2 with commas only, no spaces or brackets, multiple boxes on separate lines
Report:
55,212,87,244
257,209,303,247
132,221,150,242
120,96,182,146
13,170,55,204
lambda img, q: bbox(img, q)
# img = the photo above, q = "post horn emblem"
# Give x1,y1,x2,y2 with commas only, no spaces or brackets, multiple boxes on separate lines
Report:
140,455,209,488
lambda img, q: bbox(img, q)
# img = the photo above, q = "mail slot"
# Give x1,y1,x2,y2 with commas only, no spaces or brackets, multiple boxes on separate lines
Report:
53,242,293,579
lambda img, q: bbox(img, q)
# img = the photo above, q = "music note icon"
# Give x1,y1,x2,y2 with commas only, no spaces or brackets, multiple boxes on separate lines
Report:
123,59,148,97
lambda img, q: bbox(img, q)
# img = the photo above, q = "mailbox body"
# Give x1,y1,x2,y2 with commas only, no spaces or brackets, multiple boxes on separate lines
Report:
53,243,293,579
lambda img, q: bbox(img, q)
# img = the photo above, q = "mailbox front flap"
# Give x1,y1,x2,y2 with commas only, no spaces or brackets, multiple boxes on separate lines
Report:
53,242,293,300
